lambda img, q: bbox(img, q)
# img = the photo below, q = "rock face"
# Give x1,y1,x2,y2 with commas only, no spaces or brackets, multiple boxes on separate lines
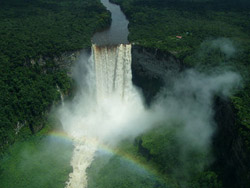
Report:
213,98,250,188
53,51,82,72
30,50,83,76
131,45,183,104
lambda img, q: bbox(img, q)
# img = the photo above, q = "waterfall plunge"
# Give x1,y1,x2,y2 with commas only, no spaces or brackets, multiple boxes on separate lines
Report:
93,44,133,102
63,44,146,188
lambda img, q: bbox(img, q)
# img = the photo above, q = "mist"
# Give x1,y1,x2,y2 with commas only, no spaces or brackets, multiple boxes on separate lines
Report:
57,49,152,145
154,69,240,145
199,38,237,60
55,41,241,187
57,46,240,145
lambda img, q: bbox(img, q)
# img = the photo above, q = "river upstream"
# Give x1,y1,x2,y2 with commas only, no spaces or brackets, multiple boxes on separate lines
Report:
92,0,129,45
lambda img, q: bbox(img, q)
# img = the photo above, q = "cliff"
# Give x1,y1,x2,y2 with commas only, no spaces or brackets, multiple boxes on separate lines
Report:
131,45,250,187
131,45,184,105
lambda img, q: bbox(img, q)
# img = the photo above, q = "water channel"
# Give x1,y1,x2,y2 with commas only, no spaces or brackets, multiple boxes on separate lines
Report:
92,0,129,45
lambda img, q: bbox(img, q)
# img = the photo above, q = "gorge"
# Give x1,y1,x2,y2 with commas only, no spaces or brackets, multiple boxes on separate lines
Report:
57,0,242,187
0,0,248,188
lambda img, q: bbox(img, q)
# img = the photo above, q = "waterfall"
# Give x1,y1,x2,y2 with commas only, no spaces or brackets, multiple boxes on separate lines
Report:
61,0,138,187
56,85,65,106
65,44,139,188
93,44,133,102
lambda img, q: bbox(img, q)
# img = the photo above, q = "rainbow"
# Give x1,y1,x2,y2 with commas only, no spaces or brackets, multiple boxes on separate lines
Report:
47,130,74,143
47,130,166,183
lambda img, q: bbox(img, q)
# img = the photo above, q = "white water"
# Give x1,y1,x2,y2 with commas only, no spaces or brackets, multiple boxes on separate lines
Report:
93,44,133,102
63,44,146,188
65,138,97,188
56,85,65,106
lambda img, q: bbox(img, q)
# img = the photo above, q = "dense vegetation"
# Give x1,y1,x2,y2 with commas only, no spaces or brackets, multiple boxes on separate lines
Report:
0,131,73,188
88,125,222,188
0,0,111,155
107,0,250,187
87,145,167,188
1,0,250,187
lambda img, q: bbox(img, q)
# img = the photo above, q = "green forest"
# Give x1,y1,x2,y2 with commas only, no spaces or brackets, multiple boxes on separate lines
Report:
1,0,250,188
0,0,110,155
0,0,110,187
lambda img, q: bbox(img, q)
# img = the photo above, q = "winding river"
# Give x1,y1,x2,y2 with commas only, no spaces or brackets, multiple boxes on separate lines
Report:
92,0,129,45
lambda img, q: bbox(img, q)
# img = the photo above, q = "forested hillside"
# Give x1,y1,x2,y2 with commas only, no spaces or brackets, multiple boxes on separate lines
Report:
109,0,250,187
0,0,111,155
1,0,250,187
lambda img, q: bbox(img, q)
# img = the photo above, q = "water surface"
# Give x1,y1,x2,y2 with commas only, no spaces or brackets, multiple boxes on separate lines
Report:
92,0,129,45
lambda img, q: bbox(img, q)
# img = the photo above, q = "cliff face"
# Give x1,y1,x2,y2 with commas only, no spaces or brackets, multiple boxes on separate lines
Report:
30,50,82,76
131,45,249,187
213,98,250,188
131,45,183,105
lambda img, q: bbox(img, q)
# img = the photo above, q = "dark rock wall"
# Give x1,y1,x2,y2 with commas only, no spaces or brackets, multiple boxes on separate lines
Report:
213,98,250,188
131,45,183,105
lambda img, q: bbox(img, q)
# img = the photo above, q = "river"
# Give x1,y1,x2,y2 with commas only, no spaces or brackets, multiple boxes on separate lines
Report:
92,0,129,45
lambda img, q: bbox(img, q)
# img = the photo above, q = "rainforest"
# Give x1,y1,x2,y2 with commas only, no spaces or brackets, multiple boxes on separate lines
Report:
0,0,249,188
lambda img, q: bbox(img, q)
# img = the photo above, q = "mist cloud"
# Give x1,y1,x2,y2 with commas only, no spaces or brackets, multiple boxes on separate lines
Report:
57,51,153,145
211,38,236,58
55,42,241,187
152,70,240,149
56,49,240,149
